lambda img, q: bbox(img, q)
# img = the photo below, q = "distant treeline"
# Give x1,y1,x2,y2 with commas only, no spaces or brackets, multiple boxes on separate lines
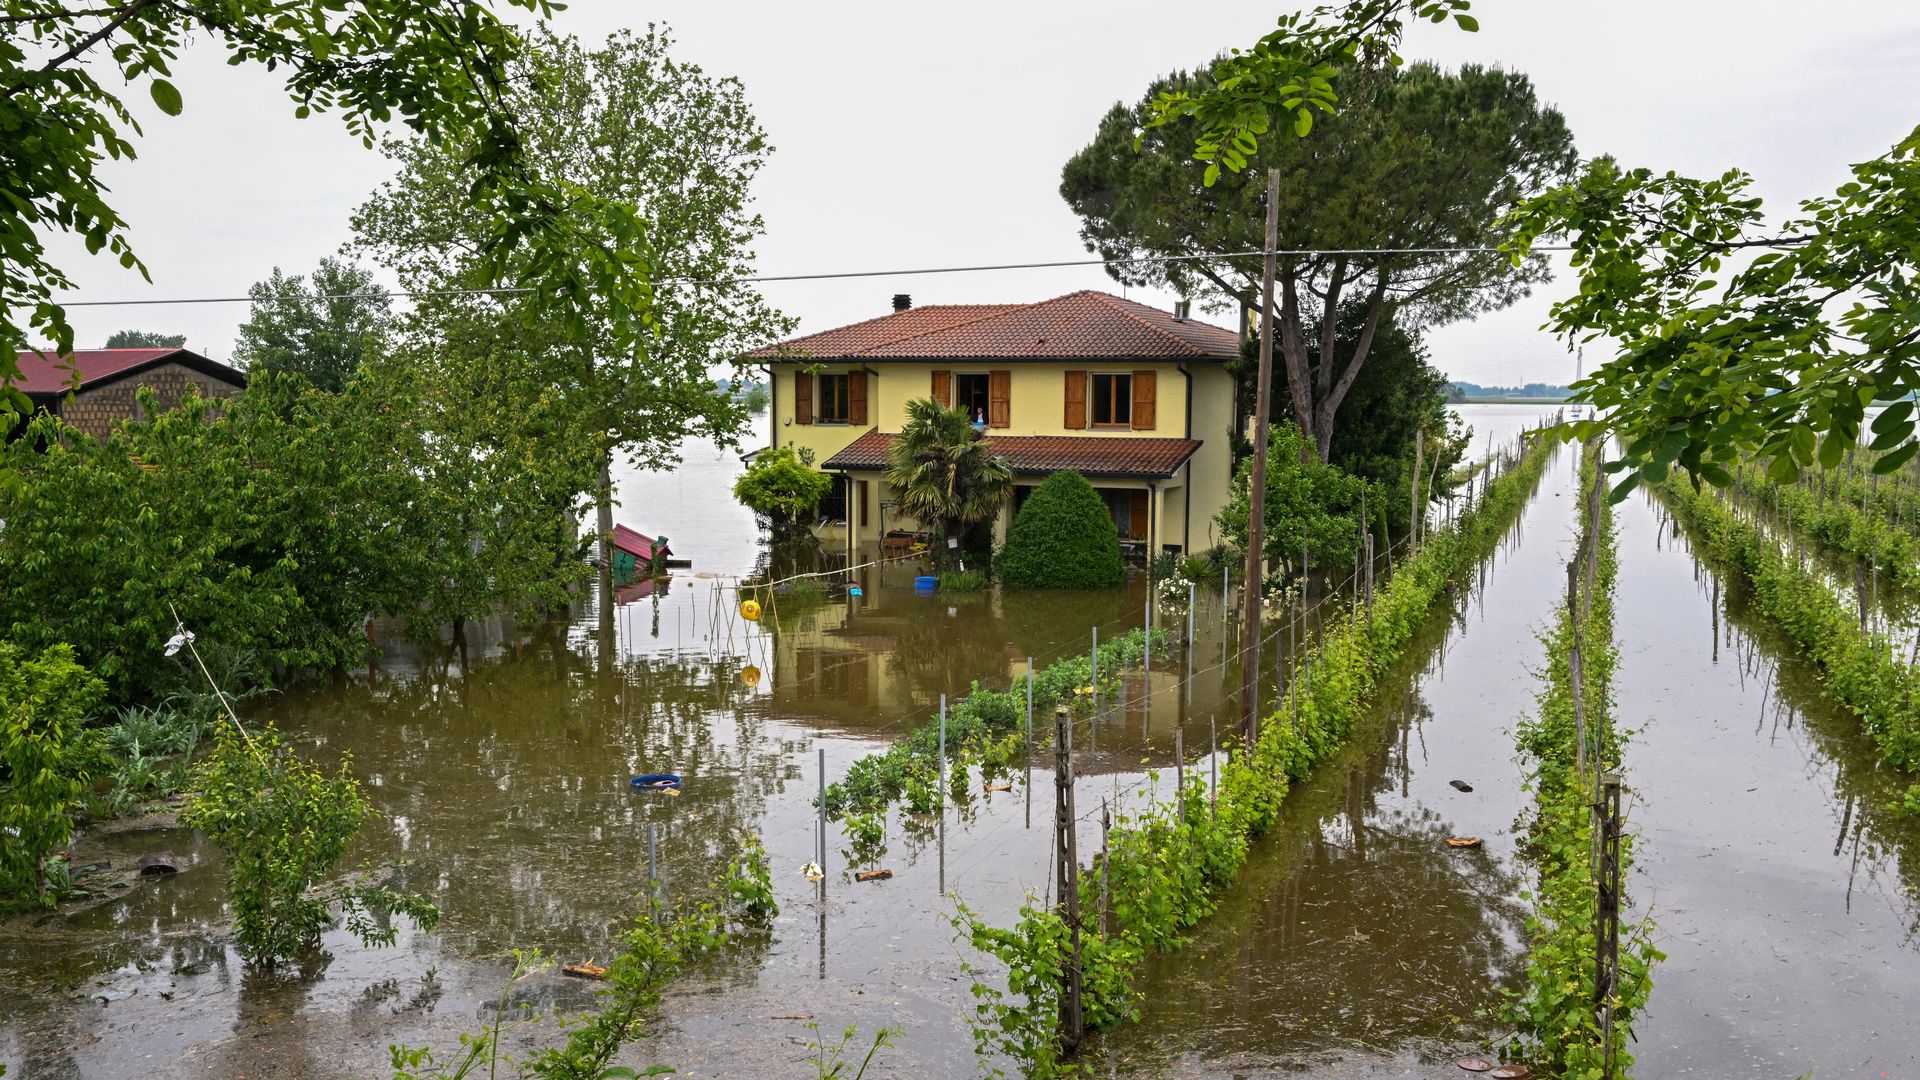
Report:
1447,380,1572,403
716,377,769,412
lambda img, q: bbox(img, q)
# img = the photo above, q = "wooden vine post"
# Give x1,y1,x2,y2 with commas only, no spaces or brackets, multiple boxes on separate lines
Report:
1053,705,1084,1053
1596,771,1623,1077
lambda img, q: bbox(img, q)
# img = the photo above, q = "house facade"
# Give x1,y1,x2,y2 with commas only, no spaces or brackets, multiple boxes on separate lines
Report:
12,347,247,437
752,290,1240,560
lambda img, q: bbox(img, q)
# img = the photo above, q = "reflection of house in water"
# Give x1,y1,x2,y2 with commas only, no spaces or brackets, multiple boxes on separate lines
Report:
764,561,1239,762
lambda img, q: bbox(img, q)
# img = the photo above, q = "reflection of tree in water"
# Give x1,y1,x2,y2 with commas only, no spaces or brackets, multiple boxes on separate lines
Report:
260,621,784,971
1691,543,1920,944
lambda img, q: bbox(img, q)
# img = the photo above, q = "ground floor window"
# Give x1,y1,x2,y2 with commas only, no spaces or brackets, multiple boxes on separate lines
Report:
1097,487,1149,541
817,474,849,523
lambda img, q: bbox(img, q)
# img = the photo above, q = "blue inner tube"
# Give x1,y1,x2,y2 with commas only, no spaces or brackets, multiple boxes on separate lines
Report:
630,773,682,789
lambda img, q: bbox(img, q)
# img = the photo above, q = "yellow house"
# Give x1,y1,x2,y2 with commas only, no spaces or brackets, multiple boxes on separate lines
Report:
751,290,1240,561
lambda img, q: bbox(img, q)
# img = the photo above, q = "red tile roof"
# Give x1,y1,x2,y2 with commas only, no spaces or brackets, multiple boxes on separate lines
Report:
822,429,1203,479
13,348,245,395
749,291,1238,362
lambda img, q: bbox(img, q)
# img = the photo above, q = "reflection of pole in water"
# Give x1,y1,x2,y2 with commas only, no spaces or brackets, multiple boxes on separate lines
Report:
1025,658,1033,830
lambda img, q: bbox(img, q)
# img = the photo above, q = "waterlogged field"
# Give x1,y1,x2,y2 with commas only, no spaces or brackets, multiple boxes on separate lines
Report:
11,407,1914,1079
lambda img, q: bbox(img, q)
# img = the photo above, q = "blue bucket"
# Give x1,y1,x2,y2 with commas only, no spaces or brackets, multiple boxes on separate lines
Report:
914,574,938,593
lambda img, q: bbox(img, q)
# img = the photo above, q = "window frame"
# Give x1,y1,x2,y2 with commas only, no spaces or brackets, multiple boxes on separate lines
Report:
953,371,992,423
1090,372,1133,429
817,372,851,424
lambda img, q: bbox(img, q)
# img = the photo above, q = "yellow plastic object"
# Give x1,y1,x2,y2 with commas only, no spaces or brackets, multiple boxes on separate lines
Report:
739,598,762,622
740,664,761,687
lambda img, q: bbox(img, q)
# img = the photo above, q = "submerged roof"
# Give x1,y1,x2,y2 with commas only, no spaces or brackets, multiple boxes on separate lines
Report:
13,348,246,396
822,430,1203,480
750,291,1239,362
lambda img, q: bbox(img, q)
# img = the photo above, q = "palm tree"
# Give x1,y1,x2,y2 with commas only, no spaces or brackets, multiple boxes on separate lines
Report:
885,398,1014,568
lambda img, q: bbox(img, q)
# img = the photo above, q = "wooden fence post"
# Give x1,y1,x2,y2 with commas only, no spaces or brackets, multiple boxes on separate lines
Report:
1053,705,1084,1053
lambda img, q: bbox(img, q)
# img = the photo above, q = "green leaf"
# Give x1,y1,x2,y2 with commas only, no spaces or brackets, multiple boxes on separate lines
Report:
149,79,182,117
1454,13,1480,31
1608,471,1642,504
1293,109,1312,137
1872,441,1920,474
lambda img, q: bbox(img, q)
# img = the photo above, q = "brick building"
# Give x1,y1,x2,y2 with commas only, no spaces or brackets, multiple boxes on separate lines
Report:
13,348,248,437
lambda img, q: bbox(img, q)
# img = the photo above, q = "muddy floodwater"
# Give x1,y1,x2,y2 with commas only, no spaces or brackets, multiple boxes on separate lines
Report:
25,405,1909,1079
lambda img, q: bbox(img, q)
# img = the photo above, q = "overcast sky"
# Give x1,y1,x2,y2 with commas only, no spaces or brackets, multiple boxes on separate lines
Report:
45,0,1920,386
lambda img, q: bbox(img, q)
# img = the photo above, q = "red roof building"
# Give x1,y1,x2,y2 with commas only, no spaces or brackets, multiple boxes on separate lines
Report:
12,347,247,437
752,291,1242,560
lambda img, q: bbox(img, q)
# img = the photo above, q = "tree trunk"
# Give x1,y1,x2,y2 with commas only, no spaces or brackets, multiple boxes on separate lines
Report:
596,445,616,664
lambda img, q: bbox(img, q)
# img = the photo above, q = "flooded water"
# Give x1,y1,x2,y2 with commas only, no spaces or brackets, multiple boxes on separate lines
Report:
1620,494,1920,1077
1078,442,1578,1078
1,406,1590,1079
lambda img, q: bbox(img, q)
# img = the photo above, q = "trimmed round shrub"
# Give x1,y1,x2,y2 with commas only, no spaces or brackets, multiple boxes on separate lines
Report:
999,470,1125,588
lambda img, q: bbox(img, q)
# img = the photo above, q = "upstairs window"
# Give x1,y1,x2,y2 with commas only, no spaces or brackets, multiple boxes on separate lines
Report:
1091,373,1132,427
818,373,850,424
955,372,991,423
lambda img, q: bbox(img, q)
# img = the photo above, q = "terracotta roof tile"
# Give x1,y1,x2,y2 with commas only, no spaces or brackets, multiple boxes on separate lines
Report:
13,348,246,395
822,430,1202,480
15,348,180,394
750,291,1238,362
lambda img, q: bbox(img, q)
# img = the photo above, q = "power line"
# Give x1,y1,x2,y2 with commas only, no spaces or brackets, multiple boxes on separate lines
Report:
45,237,1813,310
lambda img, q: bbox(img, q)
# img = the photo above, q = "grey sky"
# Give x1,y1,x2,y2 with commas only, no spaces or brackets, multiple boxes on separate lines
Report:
47,0,1920,387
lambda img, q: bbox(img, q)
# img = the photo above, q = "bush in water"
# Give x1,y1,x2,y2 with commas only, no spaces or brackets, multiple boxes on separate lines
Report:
183,722,439,967
1665,477,1920,777
1504,445,1659,1076
0,642,106,911
999,470,1124,589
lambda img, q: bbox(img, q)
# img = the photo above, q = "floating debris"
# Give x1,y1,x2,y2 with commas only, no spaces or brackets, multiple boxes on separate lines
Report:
561,961,607,980
800,860,824,881
630,774,682,790
1444,836,1483,849
984,782,1013,792
854,869,893,882
136,852,180,876
1455,1058,1495,1073
1449,779,1475,792
1489,1066,1530,1079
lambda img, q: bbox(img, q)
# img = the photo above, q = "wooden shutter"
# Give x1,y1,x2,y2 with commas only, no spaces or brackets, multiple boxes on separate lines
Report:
931,369,952,407
1064,370,1087,430
1129,490,1148,541
988,370,1011,428
794,370,813,425
848,371,868,425
858,480,870,524
1131,370,1156,430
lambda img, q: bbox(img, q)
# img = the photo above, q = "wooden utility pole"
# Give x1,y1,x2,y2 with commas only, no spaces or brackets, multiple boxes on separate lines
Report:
1240,167,1281,743
1409,428,1424,554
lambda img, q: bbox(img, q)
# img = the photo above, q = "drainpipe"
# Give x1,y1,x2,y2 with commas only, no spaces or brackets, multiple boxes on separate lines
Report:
767,361,777,452
1179,361,1194,553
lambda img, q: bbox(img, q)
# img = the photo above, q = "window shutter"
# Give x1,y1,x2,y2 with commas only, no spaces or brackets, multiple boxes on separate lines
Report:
1129,490,1148,542
848,371,868,425
989,370,1011,428
1064,370,1087,430
1131,370,1156,430
794,370,813,425
931,370,952,407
